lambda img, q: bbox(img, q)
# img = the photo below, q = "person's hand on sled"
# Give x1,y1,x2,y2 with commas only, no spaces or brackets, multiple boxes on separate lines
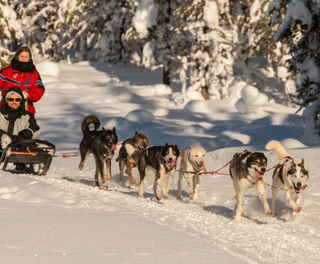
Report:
18,129,33,139
1,133,12,149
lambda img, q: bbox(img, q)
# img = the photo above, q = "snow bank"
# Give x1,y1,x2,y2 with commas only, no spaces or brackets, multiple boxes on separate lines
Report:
184,100,210,113
235,85,268,114
125,109,154,122
36,61,61,77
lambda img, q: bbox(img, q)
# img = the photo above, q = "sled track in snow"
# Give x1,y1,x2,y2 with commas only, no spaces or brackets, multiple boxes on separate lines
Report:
24,166,320,264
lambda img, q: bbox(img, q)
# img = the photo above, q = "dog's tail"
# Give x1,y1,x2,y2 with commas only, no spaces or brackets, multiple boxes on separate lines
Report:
265,140,290,160
81,115,100,134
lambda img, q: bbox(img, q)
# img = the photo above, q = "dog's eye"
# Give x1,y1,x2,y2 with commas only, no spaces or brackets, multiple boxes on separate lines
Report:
288,169,296,175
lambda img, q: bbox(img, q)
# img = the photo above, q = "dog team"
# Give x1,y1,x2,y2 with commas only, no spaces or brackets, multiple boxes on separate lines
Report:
79,115,309,221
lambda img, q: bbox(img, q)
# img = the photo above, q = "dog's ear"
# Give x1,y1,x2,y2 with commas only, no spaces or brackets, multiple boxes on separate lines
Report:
112,127,116,133
246,156,253,167
174,145,179,155
135,131,139,136
102,127,105,131
165,143,169,147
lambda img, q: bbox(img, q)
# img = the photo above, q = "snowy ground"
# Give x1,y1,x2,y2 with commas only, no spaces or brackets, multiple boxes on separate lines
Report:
0,61,319,264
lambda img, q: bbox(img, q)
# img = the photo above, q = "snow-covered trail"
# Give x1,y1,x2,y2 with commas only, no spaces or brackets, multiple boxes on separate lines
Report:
2,147,320,264
2,61,319,263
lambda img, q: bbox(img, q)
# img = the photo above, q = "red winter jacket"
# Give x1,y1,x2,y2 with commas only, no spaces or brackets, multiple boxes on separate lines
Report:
0,62,45,114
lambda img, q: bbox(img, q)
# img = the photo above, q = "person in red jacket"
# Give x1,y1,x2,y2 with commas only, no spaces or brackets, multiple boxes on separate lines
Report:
0,46,45,114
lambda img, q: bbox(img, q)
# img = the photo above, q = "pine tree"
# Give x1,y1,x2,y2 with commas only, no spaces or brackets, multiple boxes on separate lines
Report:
55,0,136,62
268,0,320,139
267,0,320,106
175,0,242,99
0,1,23,67
14,0,61,61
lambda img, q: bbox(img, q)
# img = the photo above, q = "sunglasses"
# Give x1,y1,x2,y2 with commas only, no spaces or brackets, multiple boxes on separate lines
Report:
7,98,21,102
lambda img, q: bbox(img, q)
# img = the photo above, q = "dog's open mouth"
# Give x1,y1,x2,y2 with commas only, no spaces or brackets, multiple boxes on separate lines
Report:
170,160,176,168
165,159,176,169
294,184,308,193
294,185,301,193
138,146,145,152
255,169,265,179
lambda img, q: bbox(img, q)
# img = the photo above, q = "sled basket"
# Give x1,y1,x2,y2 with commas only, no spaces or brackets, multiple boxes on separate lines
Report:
0,139,55,175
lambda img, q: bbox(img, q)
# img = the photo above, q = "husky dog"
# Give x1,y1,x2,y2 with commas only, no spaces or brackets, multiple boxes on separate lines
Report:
177,145,206,200
138,143,180,200
117,132,149,185
229,150,271,221
79,115,118,189
265,140,309,215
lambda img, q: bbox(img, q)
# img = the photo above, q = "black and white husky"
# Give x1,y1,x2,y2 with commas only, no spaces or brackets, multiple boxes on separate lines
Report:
229,150,272,221
138,143,180,200
266,140,309,215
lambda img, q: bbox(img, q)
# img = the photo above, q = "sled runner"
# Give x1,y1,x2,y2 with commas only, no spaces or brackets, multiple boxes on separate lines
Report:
0,139,55,175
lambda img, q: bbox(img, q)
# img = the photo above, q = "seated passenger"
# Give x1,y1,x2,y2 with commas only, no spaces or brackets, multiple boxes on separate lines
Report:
0,86,39,151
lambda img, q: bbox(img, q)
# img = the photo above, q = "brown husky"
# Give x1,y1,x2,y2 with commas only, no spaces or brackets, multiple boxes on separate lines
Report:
117,132,149,185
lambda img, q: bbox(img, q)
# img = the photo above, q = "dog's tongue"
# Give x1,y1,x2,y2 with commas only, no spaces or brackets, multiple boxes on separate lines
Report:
255,171,262,178
200,165,207,173
170,160,176,168
112,145,117,151
300,184,308,191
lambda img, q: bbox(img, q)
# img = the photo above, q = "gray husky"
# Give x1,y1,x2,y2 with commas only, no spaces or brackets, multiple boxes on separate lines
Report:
266,140,309,215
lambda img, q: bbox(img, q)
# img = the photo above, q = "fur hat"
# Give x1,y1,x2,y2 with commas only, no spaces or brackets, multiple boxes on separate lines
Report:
14,46,32,62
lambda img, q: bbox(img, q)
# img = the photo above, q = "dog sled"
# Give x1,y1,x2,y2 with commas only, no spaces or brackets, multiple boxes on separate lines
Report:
0,139,55,175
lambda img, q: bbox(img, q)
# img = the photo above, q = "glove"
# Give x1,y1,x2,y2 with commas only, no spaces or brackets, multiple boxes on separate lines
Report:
1,134,12,149
22,90,29,99
18,129,33,139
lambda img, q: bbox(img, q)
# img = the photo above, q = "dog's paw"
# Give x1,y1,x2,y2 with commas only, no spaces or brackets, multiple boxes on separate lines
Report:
101,184,108,190
79,164,84,170
266,211,274,217
128,177,135,185
268,211,276,217
162,194,168,199
294,206,302,213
